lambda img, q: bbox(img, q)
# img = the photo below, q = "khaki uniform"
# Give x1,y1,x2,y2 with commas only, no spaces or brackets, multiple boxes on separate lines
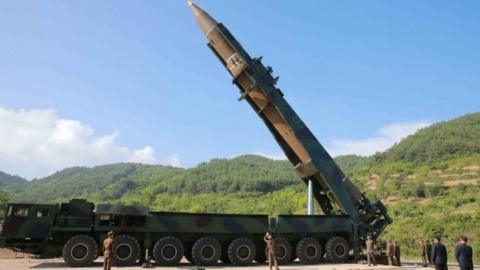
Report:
419,242,428,266
387,242,397,266
366,239,376,266
103,237,114,270
265,236,279,270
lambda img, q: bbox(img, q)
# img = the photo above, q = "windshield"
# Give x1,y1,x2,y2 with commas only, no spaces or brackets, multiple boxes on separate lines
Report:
7,206,30,218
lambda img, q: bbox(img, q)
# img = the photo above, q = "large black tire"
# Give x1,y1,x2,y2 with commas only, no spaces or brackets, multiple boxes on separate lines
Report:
227,237,256,266
113,234,141,266
325,236,349,263
265,237,292,265
152,236,184,266
191,237,221,266
62,234,98,267
296,237,323,264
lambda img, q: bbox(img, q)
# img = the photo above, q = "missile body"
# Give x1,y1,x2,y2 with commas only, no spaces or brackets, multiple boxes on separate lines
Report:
189,2,391,242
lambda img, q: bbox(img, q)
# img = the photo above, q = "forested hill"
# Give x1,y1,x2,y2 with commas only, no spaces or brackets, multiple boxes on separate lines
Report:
0,155,299,204
0,171,27,192
382,113,480,163
0,112,479,261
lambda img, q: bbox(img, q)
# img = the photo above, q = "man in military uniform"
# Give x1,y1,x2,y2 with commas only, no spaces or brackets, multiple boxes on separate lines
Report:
264,233,279,270
387,240,397,266
366,236,376,266
103,231,114,270
419,239,428,267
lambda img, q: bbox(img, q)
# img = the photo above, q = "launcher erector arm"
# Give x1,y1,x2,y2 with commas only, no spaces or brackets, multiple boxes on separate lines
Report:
189,2,391,241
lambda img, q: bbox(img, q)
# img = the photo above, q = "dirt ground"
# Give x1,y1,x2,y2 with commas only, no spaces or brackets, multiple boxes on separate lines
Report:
0,250,469,270
0,258,400,270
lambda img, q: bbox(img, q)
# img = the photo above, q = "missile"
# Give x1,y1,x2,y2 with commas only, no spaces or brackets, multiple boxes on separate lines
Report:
189,1,392,240
188,1,363,214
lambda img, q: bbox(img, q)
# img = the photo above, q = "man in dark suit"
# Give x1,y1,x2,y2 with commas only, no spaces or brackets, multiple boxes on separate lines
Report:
455,236,473,270
432,236,448,270
426,240,433,265
394,241,401,266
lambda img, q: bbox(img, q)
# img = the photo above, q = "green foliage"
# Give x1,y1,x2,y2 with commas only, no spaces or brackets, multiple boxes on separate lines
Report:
400,180,426,198
0,171,27,193
151,155,299,195
20,163,183,203
334,155,373,176
425,180,444,197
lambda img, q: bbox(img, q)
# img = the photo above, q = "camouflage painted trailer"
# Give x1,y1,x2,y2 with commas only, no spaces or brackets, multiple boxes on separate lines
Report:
1,199,356,266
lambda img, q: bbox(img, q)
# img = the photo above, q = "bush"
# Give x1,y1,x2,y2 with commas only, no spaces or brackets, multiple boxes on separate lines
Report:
401,181,426,198
425,181,443,197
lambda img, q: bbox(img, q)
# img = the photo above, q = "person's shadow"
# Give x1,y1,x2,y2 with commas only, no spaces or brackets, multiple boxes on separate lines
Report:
29,261,103,268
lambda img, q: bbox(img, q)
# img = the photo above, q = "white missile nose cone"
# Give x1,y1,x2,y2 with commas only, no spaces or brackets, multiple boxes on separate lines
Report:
188,1,218,35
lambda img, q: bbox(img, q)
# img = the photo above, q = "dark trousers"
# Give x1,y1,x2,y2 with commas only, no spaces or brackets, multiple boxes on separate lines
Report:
460,266,472,270
434,264,448,270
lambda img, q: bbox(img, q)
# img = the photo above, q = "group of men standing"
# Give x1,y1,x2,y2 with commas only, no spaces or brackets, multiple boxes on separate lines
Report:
365,236,401,266
419,236,474,270
101,231,474,270
365,235,474,270
419,237,449,270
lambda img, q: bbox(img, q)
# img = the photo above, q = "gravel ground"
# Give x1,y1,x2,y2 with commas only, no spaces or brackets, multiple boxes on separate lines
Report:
0,258,403,270
0,250,471,270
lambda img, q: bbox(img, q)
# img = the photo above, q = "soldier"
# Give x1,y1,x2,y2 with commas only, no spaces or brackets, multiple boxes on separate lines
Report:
419,239,428,267
366,236,376,266
103,231,114,270
387,240,397,266
264,233,279,270
455,236,473,270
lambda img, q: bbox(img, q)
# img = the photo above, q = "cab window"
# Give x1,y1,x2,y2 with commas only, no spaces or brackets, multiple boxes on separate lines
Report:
98,214,121,226
35,209,49,218
12,207,29,217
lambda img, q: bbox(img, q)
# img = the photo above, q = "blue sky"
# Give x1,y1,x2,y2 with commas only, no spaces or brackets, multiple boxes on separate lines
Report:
0,1,479,178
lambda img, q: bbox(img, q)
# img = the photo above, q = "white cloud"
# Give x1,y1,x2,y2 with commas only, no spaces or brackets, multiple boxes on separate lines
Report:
255,152,286,160
0,107,179,179
162,153,181,167
328,121,431,157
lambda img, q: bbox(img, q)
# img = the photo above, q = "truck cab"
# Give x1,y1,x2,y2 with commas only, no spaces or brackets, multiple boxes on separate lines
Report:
0,203,58,254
